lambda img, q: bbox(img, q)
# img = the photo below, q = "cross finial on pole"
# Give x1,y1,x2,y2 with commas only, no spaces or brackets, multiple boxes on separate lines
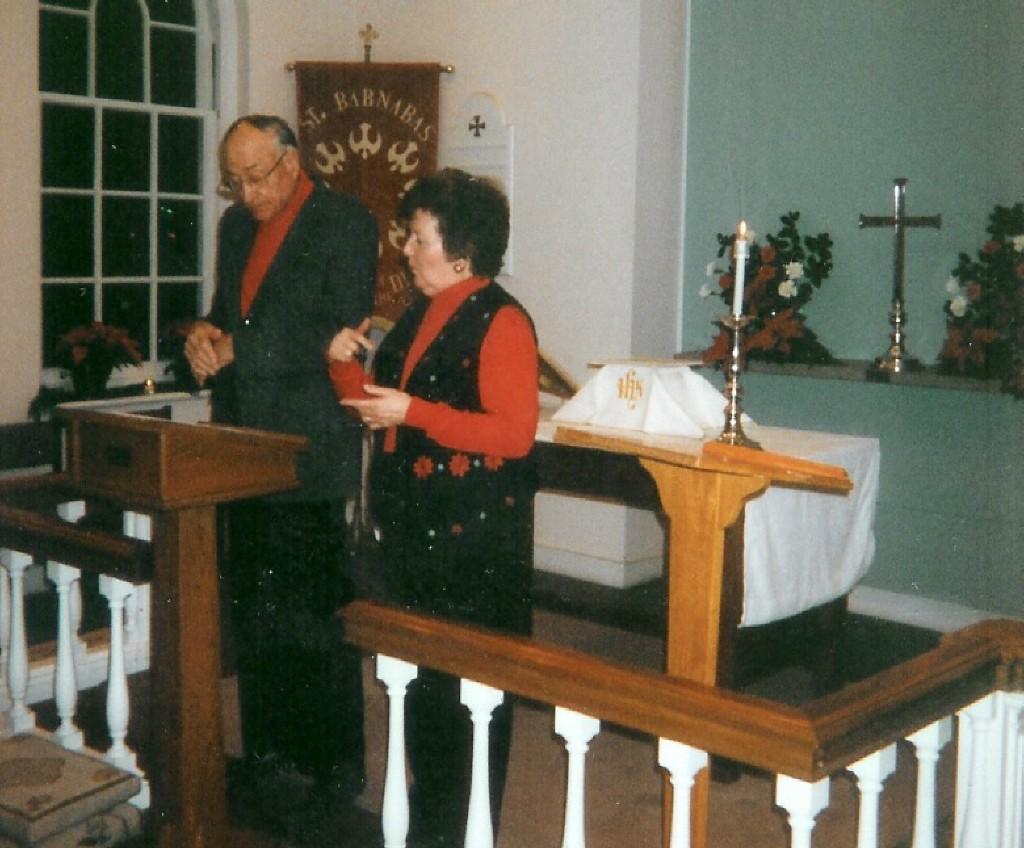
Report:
359,23,379,63
859,177,941,375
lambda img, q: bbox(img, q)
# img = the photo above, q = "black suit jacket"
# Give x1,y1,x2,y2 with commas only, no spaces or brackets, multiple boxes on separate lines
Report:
207,180,378,501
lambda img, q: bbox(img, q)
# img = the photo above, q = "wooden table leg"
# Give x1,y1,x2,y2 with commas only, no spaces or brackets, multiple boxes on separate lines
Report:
150,505,230,848
640,460,767,848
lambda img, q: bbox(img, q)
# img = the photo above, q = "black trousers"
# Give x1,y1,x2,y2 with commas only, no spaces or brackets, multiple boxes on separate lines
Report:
378,505,534,846
224,499,365,794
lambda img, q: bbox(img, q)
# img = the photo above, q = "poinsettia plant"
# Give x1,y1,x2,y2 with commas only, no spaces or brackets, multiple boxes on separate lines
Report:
937,202,1024,397
56,321,143,372
700,211,836,367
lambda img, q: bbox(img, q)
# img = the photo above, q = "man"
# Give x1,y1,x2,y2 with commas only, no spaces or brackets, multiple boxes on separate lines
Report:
185,114,377,810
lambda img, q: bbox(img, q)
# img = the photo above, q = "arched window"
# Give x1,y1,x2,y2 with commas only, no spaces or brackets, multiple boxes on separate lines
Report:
39,0,219,385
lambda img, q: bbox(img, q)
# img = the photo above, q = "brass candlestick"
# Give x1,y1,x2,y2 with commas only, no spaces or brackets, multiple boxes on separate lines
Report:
716,314,761,449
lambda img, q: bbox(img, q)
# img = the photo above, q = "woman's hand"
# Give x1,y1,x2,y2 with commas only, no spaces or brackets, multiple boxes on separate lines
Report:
340,384,412,429
327,317,373,363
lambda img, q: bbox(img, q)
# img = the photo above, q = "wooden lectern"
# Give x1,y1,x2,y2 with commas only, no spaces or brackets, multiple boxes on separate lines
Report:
0,409,307,848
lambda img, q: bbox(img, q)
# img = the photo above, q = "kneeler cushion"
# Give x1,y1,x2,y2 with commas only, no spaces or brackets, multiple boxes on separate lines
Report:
0,735,140,846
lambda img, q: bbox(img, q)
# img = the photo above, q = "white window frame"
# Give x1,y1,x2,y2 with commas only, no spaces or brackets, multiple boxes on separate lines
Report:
39,0,235,389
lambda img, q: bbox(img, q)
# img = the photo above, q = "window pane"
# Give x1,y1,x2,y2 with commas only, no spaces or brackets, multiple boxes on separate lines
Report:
39,10,88,95
157,282,200,358
43,104,94,188
42,284,95,368
102,197,149,276
42,194,94,277
146,0,195,26
103,109,151,191
95,0,144,102
101,283,151,360
151,29,196,107
158,200,200,276
158,115,202,194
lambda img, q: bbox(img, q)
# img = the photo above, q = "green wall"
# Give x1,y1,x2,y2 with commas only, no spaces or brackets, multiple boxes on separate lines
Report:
683,1,1023,617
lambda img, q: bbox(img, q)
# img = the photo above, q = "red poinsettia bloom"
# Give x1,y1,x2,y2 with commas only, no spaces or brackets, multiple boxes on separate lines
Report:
483,455,504,471
700,329,731,365
449,453,471,477
412,456,434,479
746,309,804,356
966,283,982,302
450,523,463,536
760,245,777,263
719,273,732,291
981,240,1001,255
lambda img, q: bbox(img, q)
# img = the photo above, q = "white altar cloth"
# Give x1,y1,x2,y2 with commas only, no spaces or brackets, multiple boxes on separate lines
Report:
535,418,879,627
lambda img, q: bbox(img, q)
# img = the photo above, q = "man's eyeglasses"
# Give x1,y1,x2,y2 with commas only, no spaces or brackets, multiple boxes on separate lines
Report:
219,151,287,198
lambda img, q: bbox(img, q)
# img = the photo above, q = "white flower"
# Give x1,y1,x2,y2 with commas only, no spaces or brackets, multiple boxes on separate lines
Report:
785,261,803,279
1012,234,1024,252
949,294,968,317
945,276,960,295
778,279,798,298
705,261,718,277
698,283,713,298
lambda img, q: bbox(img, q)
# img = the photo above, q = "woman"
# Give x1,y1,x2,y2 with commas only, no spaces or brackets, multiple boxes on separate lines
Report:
328,168,538,847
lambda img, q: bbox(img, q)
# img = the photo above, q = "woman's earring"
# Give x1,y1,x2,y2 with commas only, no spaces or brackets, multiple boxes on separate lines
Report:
453,261,466,274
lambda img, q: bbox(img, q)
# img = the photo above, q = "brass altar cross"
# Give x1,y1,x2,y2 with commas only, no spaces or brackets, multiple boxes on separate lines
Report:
859,178,941,374
359,23,379,63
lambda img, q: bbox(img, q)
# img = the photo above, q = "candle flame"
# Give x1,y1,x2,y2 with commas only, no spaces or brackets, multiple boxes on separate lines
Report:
738,219,747,240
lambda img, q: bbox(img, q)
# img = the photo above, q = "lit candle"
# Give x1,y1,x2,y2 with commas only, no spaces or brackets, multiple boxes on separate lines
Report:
732,219,748,318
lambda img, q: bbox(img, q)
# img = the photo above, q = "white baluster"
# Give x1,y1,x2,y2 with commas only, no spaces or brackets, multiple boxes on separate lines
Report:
0,563,10,715
775,774,829,848
908,717,952,848
847,743,897,848
1003,693,1024,848
45,561,83,750
657,739,709,848
376,654,417,848
1,549,35,735
121,511,152,656
98,574,149,808
57,502,87,665
460,679,504,848
555,707,600,848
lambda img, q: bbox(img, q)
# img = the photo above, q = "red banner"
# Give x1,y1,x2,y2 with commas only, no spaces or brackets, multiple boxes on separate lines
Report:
294,62,442,324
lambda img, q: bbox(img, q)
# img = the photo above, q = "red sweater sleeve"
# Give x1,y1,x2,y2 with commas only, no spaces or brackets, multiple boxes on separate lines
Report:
403,305,538,458
328,359,372,399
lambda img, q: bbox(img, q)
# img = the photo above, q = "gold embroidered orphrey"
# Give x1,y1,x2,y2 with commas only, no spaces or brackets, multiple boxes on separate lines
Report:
294,62,443,324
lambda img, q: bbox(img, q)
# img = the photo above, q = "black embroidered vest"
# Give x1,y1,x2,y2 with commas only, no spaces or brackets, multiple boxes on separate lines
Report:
369,282,537,606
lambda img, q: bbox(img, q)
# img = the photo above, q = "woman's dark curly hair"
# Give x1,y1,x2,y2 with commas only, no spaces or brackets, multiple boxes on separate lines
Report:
397,168,510,278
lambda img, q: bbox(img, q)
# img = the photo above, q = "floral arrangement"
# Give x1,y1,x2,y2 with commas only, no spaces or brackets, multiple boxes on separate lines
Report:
937,202,1024,397
700,212,836,367
56,322,143,396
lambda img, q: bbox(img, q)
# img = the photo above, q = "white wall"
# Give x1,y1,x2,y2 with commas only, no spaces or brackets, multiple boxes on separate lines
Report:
0,5,43,423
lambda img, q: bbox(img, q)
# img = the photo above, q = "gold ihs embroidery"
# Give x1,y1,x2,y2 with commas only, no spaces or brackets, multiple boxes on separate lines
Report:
617,368,644,410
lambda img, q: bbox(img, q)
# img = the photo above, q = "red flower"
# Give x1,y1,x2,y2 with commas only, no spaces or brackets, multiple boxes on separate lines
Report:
1016,263,1024,280
412,456,434,478
760,245,777,263
449,453,470,477
966,283,982,302
719,273,732,291
981,240,1001,255
451,523,463,536
483,455,504,471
